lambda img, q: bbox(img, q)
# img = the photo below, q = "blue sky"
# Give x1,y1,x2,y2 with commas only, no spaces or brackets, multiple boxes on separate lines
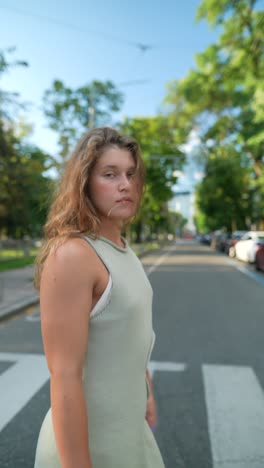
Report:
0,0,219,155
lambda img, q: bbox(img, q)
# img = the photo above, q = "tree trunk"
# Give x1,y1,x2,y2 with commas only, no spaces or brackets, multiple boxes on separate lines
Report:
134,220,143,243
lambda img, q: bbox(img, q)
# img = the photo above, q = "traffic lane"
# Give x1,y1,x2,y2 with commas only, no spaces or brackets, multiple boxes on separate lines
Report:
0,257,172,468
153,364,212,468
143,243,264,468
0,305,43,354
144,242,264,368
142,244,215,467
2,243,262,468
0,380,49,468
0,307,48,468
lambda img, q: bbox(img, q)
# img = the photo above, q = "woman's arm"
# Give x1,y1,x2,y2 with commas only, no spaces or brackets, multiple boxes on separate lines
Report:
145,369,158,429
40,238,96,468
146,369,154,395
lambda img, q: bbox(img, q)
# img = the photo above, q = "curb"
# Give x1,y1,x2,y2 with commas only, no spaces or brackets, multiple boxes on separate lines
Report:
0,295,40,323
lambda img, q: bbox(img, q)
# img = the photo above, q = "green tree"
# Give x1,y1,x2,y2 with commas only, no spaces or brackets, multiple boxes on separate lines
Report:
0,47,28,120
0,121,53,238
43,79,124,164
0,48,56,238
119,116,185,241
165,0,264,227
195,146,253,232
167,211,188,237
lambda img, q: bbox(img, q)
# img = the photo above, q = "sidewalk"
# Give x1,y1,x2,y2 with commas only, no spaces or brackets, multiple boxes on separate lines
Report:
0,266,39,321
0,240,169,322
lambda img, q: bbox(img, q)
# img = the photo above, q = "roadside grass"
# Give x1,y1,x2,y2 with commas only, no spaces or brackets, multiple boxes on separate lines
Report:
0,256,36,272
0,249,37,272
0,249,38,259
132,241,160,256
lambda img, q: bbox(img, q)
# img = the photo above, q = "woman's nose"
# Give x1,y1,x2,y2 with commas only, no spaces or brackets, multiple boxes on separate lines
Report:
118,174,130,189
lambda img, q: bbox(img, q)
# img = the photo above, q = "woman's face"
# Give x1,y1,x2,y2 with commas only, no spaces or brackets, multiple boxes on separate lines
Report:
89,146,140,222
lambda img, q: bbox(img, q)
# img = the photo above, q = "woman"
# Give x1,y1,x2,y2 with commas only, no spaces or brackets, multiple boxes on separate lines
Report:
34,127,165,468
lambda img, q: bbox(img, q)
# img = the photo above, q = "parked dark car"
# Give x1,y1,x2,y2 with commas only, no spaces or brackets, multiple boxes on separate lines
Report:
255,240,264,272
225,230,247,257
211,230,228,251
218,233,229,252
198,233,212,245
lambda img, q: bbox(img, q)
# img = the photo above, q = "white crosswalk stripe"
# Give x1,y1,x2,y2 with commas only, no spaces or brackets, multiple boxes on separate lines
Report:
0,353,49,432
203,364,264,468
148,360,186,378
1,356,264,467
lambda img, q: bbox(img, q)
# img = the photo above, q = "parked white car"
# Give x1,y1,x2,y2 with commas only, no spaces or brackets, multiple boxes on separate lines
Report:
235,231,264,263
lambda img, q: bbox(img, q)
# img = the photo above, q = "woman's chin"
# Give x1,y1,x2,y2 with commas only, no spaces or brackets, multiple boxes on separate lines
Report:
103,212,135,223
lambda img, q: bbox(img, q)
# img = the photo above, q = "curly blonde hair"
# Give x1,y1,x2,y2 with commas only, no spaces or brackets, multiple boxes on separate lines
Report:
34,126,145,290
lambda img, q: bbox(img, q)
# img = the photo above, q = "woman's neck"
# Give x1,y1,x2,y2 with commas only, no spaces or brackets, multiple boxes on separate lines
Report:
98,221,123,246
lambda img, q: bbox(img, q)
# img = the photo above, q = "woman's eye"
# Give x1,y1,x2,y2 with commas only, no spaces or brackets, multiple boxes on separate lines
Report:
104,173,115,178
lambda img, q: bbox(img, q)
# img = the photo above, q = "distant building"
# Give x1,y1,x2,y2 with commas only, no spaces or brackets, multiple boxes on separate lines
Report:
168,191,196,233
168,135,204,234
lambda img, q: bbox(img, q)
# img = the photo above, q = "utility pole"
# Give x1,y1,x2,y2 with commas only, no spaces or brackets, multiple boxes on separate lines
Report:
87,79,151,130
88,105,95,129
88,84,95,129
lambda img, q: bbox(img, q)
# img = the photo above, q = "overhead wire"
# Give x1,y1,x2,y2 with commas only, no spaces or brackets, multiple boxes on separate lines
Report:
0,4,155,52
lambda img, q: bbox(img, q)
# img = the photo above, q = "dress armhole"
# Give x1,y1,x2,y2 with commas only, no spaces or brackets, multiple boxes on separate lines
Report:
81,236,113,320
90,274,112,318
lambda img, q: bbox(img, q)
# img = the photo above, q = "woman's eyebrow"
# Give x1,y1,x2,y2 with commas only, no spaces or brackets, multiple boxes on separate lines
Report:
102,164,136,170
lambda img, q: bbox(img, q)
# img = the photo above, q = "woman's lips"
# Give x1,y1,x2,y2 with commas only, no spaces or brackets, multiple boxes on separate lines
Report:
116,198,133,203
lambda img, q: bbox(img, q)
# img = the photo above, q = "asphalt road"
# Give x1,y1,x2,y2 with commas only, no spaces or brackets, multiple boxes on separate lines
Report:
0,240,264,468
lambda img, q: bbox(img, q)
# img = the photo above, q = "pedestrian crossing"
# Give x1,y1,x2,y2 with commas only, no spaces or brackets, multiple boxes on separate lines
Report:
1,354,264,467
203,364,264,468
0,352,49,432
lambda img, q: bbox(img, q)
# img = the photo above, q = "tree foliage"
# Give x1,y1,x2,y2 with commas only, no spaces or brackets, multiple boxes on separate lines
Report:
165,0,264,229
0,47,29,120
119,116,185,239
195,146,253,231
0,48,53,238
43,79,124,162
0,121,53,238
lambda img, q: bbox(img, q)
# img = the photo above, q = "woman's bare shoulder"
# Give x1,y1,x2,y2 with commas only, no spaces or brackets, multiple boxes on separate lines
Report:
42,237,99,285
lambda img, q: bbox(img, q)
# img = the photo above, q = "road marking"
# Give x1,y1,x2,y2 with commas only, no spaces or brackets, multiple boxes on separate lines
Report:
234,264,264,286
25,311,40,322
146,251,171,276
0,355,185,430
203,364,264,468
148,360,186,378
0,353,49,432
225,258,264,286
2,355,264,468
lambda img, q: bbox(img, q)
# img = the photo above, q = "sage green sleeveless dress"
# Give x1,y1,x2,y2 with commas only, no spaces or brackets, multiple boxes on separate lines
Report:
34,235,165,468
